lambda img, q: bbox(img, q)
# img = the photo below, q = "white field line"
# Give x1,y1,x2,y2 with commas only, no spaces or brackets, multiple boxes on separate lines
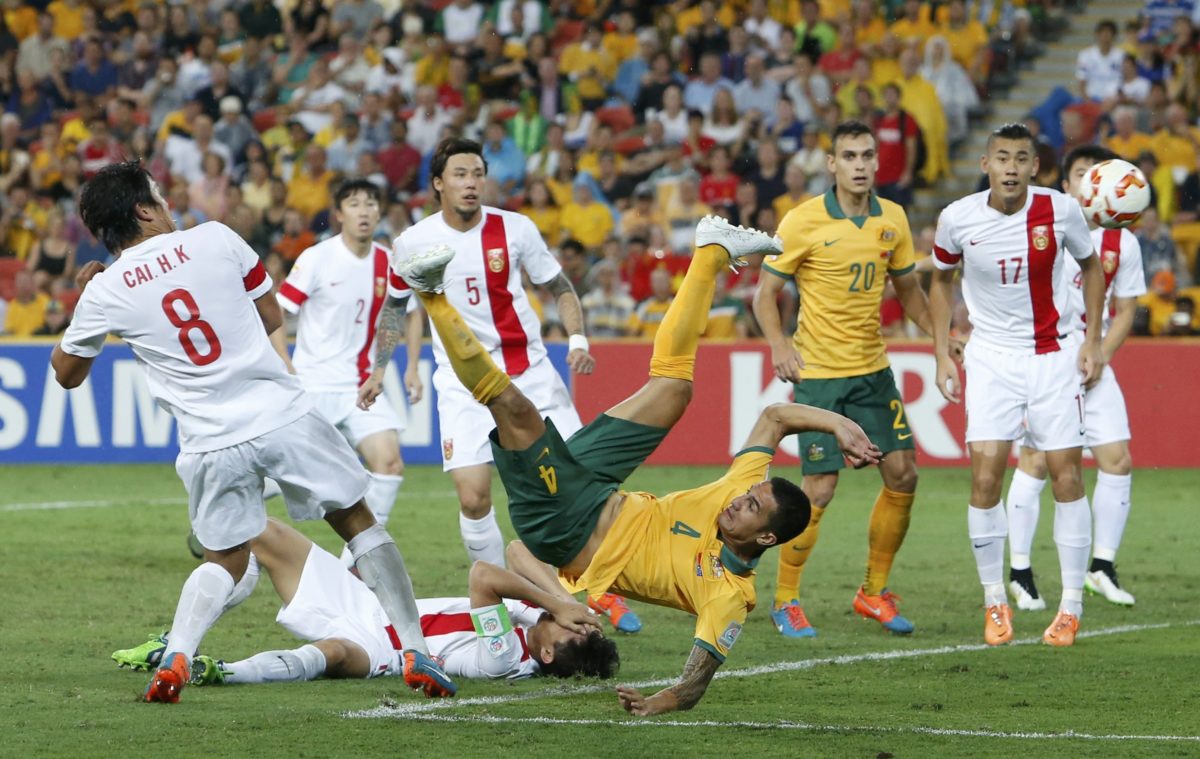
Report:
0,491,461,513
349,619,1200,720
384,713,1200,743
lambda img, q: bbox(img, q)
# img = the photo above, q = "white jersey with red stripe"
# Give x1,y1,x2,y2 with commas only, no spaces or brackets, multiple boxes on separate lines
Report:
58,222,310,453
415,597,543,680
933,187,1094,354
1064,227,1147,335
276,235,411,391
391,208,561,376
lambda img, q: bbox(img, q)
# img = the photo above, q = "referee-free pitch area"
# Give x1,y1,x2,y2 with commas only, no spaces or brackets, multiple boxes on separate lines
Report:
1,464,1196,758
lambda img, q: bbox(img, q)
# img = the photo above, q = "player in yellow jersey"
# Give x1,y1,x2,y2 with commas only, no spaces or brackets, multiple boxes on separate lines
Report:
754,120,935,638
369,215,881,715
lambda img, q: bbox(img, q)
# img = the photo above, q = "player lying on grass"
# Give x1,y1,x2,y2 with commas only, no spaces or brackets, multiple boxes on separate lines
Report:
365,216,882,715
113,518,618,684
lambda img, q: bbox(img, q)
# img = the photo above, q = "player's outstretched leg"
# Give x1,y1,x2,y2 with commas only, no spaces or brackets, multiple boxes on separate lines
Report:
605,216,781,429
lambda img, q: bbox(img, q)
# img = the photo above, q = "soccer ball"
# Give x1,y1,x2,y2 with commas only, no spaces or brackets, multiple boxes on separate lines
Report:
1077,159,1151,229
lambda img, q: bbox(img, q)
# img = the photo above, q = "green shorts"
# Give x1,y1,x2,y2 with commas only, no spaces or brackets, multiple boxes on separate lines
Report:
793,367,914,475
490,414,670,567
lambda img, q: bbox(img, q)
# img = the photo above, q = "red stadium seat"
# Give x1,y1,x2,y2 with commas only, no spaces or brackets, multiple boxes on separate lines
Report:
251,108,278,133
551,20,584,52
596,105,635,135
0,257,26,301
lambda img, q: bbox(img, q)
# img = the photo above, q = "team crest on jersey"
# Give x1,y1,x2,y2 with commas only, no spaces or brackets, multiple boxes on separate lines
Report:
708,554,725,579
484,635,511,658
1032,225,1050,251
443,439,454,460
807,443,825,462
1102,248,1119,274
717,621,743,652
486,247,506,273
878,226,897,243
375,276,386,298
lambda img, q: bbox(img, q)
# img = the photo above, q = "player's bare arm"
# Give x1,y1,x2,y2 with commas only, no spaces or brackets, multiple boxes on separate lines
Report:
1102,296,1137,363
403,307,424,403
890,270,934,336
752,269,803,382
617,644,721,716
467,560,600,635
254,292,283,336
505,540,580,604
743,402,881,467
357,294,408,409
267,328,297,374
540,272,595,375
1076,253,1107,388
51,261,108,388
929,268,961,403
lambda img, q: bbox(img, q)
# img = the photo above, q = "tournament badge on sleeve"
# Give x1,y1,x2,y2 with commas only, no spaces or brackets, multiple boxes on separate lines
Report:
472,604,515,658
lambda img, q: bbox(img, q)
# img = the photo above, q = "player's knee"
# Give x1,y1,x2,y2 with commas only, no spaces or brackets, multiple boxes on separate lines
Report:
1100,447,1133,476
370,455,403,477
884,462,918,494
971,472,1003,504
459,490,493,519
1047,467,1084,500
804,477,838,508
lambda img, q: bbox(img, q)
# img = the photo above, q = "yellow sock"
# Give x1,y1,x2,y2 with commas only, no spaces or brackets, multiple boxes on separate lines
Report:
417,291,511,404
863,487,914,596
774,504,825,608
649,244,727,381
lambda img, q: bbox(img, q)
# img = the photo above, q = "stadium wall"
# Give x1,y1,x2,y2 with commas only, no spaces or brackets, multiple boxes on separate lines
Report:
1,341,1196,467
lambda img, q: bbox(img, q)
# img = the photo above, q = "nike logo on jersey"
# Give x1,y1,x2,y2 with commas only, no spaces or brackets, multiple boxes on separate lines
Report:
897,432,913,440
969,239,985,245
824,239,840,247
330,281,343,287
535,446,550,462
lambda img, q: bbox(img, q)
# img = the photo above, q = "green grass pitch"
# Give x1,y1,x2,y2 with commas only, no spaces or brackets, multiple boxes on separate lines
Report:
1,464,1197,758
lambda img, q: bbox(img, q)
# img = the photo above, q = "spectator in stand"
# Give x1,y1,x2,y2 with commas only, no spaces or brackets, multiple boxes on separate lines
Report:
702,271,749,339
1077,20,1124,101
774,161,812,221
745,0,783,49
561,180,613,252
70,34,117,99
721,25,751,83
940,0,989,89
621,183,666,243
663,173,711,252
790,127,831,195
165,114,232,185
734,53,781,127
239,0,283,41
482,119,527,201
795,0,836,62
1151,102,1200,177
784,53,832,128
326,115,371,175
875,83,918,207
819,24,863,90
407,85,455,157
76,118,126,180
704,88,749,150
632,267,674,339
1137,207,1189,284
581,259,636,338
699,145,739,212
1144,0,1195,38
440,0,485,48
922,35,979,146
766,97,806,156
750,141,788,207
214,97,257,168
378,119,421,194
836,58,877,119
1115,54,1152,105
634,50,684,119
286,144,334,223
684,53,734,116
890,0,936,50
655,86,689,146
17,11,67,81
189,152,231,222
731,181,761,228
273,207,317,264
331,0,384,41
25,207,73,295
521,179,561,246
3,269,48,337
1106,106,1154,160
897,47,950,183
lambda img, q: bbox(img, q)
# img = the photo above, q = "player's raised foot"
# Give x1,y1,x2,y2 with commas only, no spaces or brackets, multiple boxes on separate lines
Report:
770,599,816,638
1084,563,1135,606
1008,568,1047,611
402,650,457,698
397,244,456,293
588,593,643,633
1043,610,1080,647
983,603,1014,646
694,215,783,270
852,587,914,635
113,632,168,671
190,655,230,686
142,652,190,703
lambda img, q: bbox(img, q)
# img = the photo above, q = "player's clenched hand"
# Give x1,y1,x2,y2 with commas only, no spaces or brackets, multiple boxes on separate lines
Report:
1078,340,1106,389
770,342,804,383
567,348,595,375
404,364,423,404
616,686,668,716
935,355,961,403
75,261,106,292
357,374,384,410
549,598,603,634
834,418,882,468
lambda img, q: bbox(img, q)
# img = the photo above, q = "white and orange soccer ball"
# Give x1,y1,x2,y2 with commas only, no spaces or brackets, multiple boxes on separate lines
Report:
1077,159,1151,229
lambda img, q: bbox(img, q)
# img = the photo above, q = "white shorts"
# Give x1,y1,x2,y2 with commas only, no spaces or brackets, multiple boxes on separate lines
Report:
177,410,370,550
275,544,399,678
309,389,405,449
1022,364,1130,449
964,337,1086,451
433,356,582,471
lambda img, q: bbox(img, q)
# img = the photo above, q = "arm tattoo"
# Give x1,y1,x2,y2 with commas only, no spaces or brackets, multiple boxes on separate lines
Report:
664,646,721,711
542,272,586,337
373,295,407,374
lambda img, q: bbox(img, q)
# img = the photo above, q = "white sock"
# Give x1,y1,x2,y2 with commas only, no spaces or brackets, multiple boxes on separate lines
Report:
223,554,259,612
1005,468,1046,570
968,504,1008,606
163,562,236,663
224,645,327,684
1092,471,1132,562
348,524,429,654
460,509,506,567
365,474,404,527
1054,496,1092,617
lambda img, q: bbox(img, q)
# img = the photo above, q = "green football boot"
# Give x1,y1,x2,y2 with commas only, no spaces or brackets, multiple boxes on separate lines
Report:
112,632,168,671
190,655,230,686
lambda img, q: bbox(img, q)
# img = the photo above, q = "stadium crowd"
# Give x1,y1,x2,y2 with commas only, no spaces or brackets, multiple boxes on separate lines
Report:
0,0,1196,339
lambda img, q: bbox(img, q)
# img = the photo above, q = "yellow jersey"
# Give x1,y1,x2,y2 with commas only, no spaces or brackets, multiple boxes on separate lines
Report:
767,190,915,379
562,448,773,661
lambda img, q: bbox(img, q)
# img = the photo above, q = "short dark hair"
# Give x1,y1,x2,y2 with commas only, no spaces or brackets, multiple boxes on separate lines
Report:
1096,19,1117,36
1061,144,1119,180
333,177,382,209
763,477,811,550
986,122,1035,152
79,161,158,253
560,238,585,257
831,119,875,151
429,137,487,203
538,626,620,680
